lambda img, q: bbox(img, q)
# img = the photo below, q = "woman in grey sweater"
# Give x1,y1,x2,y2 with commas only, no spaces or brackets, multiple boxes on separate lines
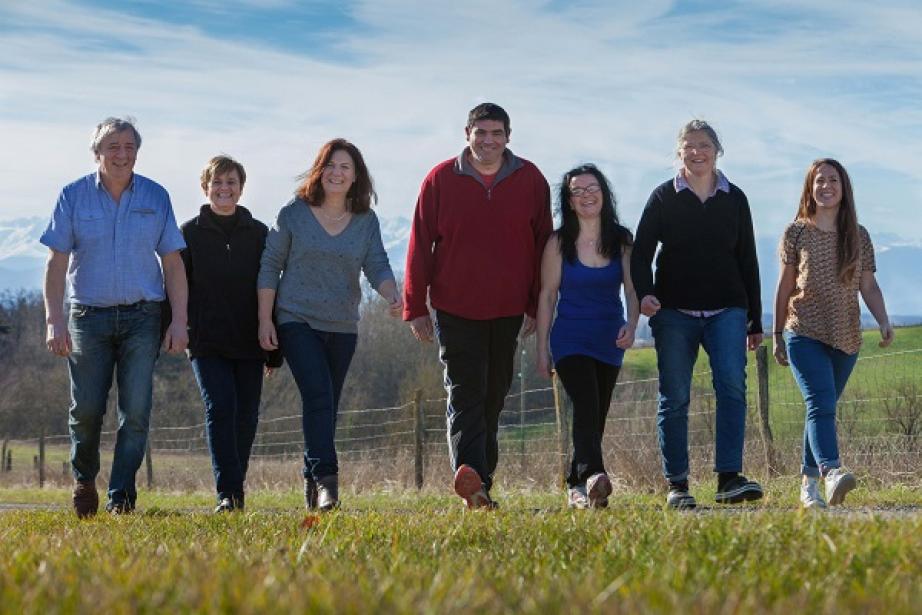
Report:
258,139,401,510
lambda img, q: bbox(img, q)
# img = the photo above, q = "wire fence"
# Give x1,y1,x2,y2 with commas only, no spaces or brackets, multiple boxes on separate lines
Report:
2,346,920,490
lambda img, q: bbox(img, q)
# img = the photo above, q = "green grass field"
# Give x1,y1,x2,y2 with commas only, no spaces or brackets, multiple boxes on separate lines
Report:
1,485,920,614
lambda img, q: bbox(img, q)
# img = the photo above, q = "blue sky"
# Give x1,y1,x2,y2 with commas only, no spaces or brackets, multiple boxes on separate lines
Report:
1,0,921,247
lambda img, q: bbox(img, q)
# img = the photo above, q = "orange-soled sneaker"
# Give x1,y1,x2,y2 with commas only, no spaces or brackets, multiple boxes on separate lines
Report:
453,464,494,509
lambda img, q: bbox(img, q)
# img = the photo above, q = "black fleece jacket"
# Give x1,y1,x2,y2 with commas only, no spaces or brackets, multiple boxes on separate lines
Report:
630,179,763,334
181,205,282,366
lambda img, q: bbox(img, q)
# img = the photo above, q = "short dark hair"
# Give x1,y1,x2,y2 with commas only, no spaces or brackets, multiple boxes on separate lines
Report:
467,103,510,135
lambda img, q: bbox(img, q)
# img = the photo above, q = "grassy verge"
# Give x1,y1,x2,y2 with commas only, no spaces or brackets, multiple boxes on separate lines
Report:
1,489,919,614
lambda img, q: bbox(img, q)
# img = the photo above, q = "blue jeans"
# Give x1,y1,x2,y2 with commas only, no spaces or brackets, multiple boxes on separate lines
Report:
67,301,161,507
650,307,749,482
784,332,857,478
277,322,356,480
191,356,264,501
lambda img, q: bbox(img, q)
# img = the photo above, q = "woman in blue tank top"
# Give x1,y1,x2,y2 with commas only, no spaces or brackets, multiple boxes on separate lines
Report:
536,164,639,509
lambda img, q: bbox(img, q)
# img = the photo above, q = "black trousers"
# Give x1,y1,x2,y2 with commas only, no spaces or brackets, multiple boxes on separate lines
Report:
435,310,523,492
555,354,620,487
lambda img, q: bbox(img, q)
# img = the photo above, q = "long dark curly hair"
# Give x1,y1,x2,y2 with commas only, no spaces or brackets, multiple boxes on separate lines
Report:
556,163,632,263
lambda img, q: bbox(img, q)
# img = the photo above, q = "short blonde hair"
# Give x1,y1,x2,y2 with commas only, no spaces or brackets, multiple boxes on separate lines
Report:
200,155,246,190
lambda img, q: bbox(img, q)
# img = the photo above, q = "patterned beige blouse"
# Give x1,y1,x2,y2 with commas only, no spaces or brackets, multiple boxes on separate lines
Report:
779,220,875,355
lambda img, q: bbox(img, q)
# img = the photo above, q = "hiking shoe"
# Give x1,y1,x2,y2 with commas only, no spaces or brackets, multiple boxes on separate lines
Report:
825,468,856,506
715,474,763,504
453,464,494,509
72,480,99,518
214,498,236,513
105,500,134,515
666,482,697,510
304,477,318,510
316,475,339,511
586,472,613,509
800,477,827,510
568,484,589,509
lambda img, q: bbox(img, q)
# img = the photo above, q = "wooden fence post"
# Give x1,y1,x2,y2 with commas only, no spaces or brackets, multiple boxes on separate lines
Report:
1,439,7,473
414,389,424,490
4,448,10,472
552,373,568,488
38,428,46,488
145,440,154,488
519,348,526,458
755,345,778,475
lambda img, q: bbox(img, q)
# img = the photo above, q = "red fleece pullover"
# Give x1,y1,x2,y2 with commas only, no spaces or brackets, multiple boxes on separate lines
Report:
403,150,552,321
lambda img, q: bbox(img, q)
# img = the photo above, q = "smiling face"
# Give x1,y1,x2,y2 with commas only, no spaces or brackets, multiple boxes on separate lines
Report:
811,163,843,213
465,119,509,170
568,173,603,220
321,149,356,200
678,129,717,178
205,169,242,216
95,129,137,185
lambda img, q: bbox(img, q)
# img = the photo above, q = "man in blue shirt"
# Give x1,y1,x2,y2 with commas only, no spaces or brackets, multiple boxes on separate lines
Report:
40,117,188,517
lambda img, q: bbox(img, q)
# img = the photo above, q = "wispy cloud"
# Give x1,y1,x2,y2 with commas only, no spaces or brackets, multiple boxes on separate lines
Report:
1,0,920,244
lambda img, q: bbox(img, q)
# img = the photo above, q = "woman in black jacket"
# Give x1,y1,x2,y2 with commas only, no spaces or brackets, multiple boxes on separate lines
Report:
181,155,281,512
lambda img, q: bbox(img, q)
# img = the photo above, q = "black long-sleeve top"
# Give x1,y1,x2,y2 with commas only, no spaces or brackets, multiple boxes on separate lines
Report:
630,178,763,334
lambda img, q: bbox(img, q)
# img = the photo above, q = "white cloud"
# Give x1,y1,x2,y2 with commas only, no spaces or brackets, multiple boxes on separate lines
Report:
0,0,920,244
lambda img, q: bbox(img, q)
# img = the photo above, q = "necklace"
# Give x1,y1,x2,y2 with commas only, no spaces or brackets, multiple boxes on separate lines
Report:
319,207,349,222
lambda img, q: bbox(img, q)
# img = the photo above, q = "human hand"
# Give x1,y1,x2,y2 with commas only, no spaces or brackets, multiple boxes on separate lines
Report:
387,295,403,318
640,295,661,317
615,323,636,350
45,318,72,357
163,320,189,354
410,315,433,343
520,315,537,338
747,333,763,351
259,319,278,351
879,322,894,348
772,334,788,366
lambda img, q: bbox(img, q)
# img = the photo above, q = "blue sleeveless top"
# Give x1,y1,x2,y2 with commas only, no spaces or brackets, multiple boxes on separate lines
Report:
550,256,626,366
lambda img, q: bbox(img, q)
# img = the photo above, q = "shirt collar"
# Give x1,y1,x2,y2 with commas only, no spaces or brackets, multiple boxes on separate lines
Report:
95,170,135,192
674,168,729,198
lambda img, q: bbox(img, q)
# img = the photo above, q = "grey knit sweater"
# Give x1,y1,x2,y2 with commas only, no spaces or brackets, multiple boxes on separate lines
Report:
258,198,395,334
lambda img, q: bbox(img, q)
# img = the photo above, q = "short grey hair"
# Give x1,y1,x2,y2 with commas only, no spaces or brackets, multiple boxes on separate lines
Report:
676,119,723,157
90,116,142,155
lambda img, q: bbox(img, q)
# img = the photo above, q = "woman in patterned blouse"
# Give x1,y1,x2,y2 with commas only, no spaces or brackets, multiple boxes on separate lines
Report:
773,158,893,510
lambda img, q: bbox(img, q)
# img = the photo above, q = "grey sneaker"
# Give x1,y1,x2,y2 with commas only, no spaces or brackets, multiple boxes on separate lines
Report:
800,477,827,510
453,464,495,510
825,468,856,506
568,484,589,509
316,475,339,511
666,483,697,510
586,472,612,509
214,497,236,513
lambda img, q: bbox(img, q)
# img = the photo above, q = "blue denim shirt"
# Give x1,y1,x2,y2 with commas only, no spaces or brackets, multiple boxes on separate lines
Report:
40,172,185,307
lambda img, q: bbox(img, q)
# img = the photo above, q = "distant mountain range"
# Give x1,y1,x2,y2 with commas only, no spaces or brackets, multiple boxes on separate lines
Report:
2,215,920,325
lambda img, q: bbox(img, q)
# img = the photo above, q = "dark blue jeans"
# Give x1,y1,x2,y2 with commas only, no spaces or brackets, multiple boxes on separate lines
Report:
650,307,749,482
191,356,264,501
784,332,858,478
434,310,523,492
278,322,356,480
67,301,161,507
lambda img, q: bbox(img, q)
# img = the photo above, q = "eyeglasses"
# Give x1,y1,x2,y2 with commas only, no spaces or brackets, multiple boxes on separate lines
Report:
570,184,601,197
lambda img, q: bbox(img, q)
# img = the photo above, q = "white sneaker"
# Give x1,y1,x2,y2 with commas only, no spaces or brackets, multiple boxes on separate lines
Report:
800,477,827,510
568,485,589,509
825,468,856,506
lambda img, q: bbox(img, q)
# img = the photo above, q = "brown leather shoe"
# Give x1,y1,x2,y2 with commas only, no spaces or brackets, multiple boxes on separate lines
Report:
72,480,98,518
316,475,339,511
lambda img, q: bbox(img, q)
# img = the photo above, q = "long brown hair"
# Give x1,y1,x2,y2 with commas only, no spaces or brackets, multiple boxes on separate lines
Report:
295,138,376,213
796,158,860,283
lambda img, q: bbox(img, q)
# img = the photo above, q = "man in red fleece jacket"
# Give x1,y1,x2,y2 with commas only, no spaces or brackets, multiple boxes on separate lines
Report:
403,103,552,508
